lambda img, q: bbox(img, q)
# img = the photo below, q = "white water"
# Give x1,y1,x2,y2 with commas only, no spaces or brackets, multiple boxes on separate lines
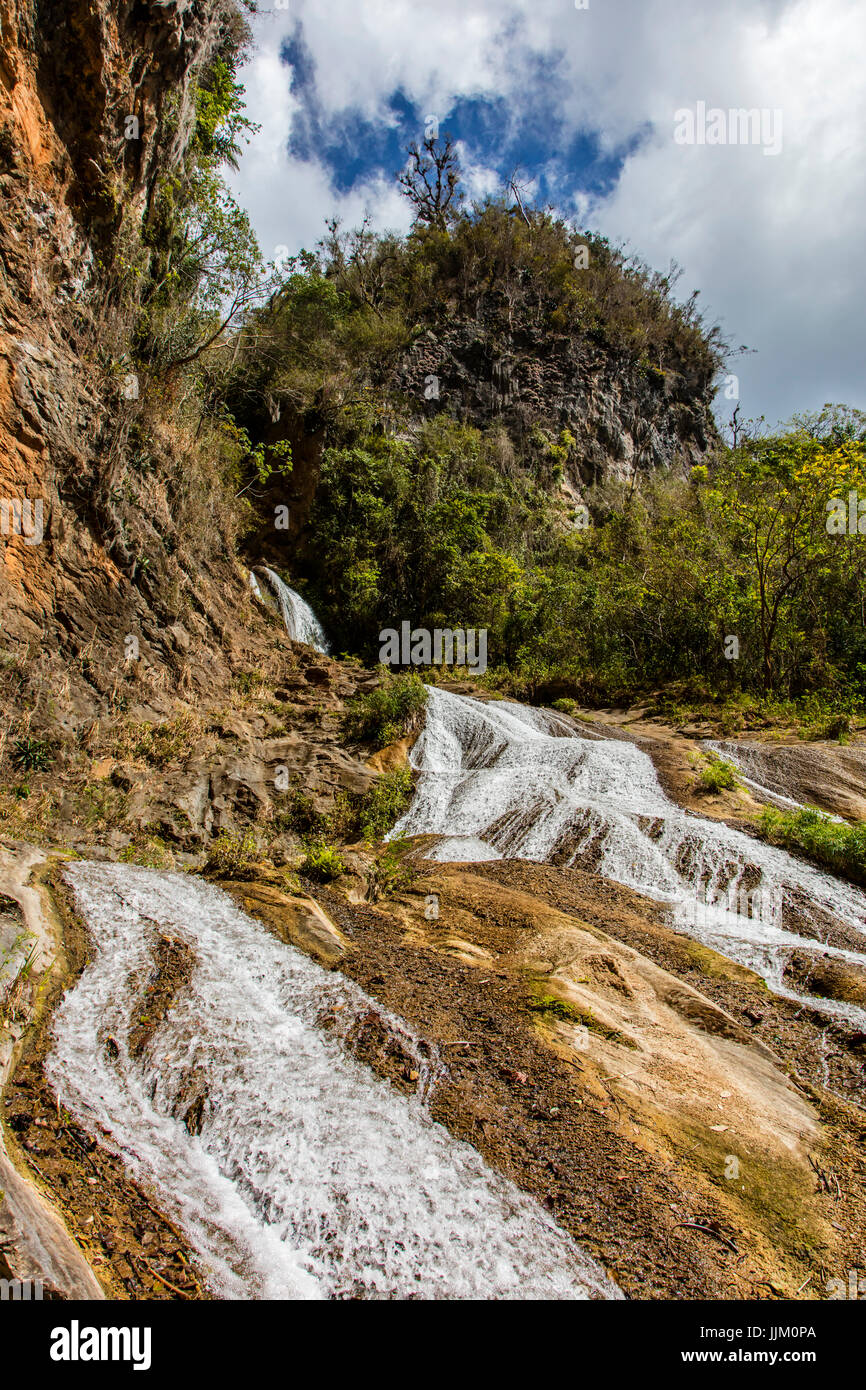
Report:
392,688,866,1026
261,567,331,655
46,862,618,1301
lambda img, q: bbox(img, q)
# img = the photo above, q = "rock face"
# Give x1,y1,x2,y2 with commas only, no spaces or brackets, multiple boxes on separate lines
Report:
224,881,348,969
0,0,249,678
392,319,715,486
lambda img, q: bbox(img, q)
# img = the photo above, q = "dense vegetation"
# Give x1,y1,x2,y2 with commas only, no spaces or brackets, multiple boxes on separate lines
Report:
759,805,866,886
108,43,866,720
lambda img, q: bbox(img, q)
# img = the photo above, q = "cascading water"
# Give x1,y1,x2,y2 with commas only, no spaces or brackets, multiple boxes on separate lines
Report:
46,862,619,1301
705,739,845,819
392,688,866,1026
261,567,331,655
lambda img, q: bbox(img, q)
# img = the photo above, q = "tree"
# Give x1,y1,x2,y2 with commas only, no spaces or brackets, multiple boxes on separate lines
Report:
397,135,463,230
707,434,866,689
140,56,270,378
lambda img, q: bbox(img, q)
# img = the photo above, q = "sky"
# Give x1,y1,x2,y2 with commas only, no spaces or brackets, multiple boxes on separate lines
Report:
228,0,866,430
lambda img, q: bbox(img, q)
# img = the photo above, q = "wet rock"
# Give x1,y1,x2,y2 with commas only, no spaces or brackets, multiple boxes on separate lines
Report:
223,881,348,969
783,951,866,1007
183,1095,206,1136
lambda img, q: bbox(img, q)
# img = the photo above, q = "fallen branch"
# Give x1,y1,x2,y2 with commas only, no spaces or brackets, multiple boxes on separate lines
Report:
673,1221,739,1254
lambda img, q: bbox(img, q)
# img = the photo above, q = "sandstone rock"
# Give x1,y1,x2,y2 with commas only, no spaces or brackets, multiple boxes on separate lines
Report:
364,737,413,774
223,881,348,969
304,666,330,687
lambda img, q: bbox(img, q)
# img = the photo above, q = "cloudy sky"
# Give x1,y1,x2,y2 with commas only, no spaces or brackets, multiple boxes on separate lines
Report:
228,0,865,429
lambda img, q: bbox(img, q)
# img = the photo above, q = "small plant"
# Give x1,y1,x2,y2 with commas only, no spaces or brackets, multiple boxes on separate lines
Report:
11,737,53,772
275,784,328,838
365,839,417,901
112,714,202,768
342,670,428,749
527,994,636,1048
83,783,129,828
696,755,739,794
233,669,265,696
204,830,260,879
0,933,36,1027
301,840,346,882
119,836,171,870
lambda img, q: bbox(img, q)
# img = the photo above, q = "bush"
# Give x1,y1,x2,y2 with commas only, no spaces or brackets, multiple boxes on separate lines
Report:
758,806,866,886
801,713,853,743
204,830,260,878
301,841,346,882
342,671,428,749
275,784,329,837
696,755,739,793
11,737,53,772
356,766,414,841
364,838,417,901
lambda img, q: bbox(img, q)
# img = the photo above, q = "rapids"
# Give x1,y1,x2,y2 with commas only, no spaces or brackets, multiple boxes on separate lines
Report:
391,688,866,1026
261,567,331,654
46,862,618,1301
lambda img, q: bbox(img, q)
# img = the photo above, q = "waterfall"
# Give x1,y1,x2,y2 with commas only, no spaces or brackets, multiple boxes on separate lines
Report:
46,862,619,1301
261,567,331,655
391,688,866,1024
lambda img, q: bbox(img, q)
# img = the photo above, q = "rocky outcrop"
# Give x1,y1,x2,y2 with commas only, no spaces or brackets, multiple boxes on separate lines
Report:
224,880,348,969
392,319,714,485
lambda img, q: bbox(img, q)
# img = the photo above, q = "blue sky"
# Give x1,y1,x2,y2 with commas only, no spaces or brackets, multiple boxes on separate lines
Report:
230,0,866,430
279,20,642,203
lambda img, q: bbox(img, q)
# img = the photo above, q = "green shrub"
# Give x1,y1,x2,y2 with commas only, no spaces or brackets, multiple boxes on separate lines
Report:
301,840,346,882
205,830,260,878
356,766,414,841
275,784,329,838
801,713,853,743
758,806,866,886
364,838,417,901
342,671,428,749
233,669,265,696
696,756,739,793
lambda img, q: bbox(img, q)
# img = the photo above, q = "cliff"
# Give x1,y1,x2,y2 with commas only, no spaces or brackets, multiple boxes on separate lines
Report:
0,0,252,694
